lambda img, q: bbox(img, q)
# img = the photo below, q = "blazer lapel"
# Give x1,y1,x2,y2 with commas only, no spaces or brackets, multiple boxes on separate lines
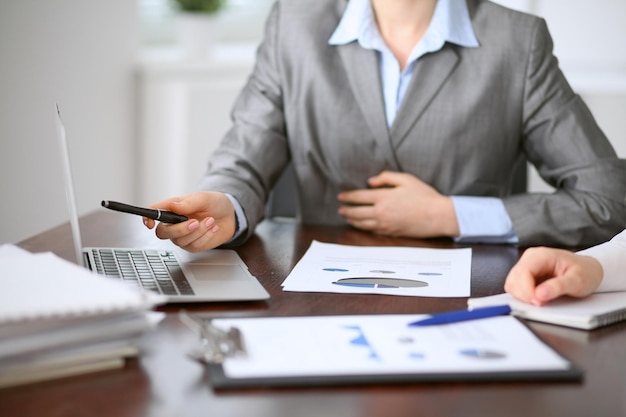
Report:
390,46,460,150
336,42,401,171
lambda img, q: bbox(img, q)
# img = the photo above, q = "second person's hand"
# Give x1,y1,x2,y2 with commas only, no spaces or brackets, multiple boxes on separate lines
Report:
504,247,604,306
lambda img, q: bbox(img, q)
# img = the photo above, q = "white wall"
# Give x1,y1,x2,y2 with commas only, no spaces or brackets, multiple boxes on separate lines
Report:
0,1,138,243
534,0,626,161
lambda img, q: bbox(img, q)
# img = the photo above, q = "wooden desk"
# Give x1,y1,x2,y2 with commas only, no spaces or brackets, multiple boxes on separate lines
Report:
2,211,626,417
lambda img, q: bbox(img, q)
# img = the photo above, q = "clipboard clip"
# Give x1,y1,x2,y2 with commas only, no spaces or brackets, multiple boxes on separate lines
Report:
178,310,246,364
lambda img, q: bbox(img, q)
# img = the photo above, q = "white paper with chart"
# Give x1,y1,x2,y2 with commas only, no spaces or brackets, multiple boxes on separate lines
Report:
281,240,472,297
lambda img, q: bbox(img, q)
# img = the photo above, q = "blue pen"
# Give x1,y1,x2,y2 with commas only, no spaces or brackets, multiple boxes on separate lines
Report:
408,305,512,326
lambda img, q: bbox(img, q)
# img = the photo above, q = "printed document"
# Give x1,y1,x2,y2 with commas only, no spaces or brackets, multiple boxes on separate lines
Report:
281,241,472,297
214,315,571,379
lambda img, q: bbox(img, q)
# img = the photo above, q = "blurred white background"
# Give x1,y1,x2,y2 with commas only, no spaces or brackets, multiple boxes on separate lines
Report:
1,0,624,244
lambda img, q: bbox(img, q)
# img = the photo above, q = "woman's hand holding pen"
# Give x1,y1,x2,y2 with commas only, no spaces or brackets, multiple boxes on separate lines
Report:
337,171,460,239
144,191,236,252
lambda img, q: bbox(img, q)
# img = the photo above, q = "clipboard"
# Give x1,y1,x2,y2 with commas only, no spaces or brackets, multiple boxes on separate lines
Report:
180,312,582,389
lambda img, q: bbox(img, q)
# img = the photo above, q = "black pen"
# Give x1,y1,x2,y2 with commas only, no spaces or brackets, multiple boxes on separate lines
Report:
101,200,189,224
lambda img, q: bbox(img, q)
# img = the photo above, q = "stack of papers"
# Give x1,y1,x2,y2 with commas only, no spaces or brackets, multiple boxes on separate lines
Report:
281,241,472,297
0,245,166,388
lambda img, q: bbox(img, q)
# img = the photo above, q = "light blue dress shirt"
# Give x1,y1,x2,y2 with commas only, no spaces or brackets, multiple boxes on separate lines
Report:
329,0,518,244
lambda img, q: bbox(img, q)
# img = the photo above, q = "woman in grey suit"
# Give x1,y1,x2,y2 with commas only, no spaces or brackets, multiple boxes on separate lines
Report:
145,0,626,252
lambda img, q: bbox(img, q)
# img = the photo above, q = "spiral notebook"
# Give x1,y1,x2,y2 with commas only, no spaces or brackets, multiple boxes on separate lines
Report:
0,245,164,387
467,292,626,330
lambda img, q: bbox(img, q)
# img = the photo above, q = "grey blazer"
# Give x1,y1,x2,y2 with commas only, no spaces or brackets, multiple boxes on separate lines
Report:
198,0,626,247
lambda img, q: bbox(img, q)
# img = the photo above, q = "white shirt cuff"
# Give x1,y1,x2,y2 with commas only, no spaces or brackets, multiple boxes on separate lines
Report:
577,230,626,292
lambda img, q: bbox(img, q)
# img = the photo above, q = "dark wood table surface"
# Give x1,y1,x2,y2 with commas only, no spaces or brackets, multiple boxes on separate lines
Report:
2,211,625,417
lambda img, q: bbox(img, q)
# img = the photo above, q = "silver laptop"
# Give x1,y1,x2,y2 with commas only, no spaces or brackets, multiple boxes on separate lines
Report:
54,104,269,303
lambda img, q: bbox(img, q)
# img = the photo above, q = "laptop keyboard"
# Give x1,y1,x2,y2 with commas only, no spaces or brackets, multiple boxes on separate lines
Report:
89,248,194,295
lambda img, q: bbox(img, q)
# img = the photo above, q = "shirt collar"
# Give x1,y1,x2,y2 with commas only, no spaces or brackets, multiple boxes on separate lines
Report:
329,0,479,49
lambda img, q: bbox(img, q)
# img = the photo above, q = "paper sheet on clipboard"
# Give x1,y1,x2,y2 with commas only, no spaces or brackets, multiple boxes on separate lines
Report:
201,314,581,388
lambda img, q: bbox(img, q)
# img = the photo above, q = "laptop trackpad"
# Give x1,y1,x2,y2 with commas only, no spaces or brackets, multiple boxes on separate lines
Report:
185,264,250,282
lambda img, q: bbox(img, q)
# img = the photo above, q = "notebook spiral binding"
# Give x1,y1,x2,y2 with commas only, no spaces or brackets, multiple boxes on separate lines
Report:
592,308,626,328
178,310,246,364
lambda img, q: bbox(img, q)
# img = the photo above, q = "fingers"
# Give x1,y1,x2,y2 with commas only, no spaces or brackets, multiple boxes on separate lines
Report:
503,270,538,305
533,255,602,304
148,196,182,211
143,217,156,230
149,194,196,214
143,195,191,230
504,247,558,305
143,193,207,231
338,171,455,238
533,273,584,305
154,216,221,252
142,192,237,252
340,206,379,231
338,171,416,205
532,279,563,305
505,247,604,306
368,171,405,188
337,188,380,206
